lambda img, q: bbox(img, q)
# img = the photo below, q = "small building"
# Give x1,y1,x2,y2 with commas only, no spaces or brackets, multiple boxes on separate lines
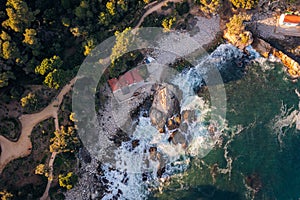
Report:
108,68,144,94
279,14,300,27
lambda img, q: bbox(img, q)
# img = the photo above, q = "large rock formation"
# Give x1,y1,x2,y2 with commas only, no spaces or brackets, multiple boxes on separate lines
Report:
149,84,181,133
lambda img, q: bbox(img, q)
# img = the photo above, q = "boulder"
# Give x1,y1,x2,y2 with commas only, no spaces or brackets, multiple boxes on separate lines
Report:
251,38,272,58
149,146,157,160
181,110,196,123
166,114,181,131
168,131,187,148
109,129,130,147
172,131,186,146
148,147,166,177
131,139,139,150
150,84,180,133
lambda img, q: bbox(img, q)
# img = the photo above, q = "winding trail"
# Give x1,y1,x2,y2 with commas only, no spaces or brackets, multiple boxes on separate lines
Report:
134,0,183,29
0,78,76,173
0,0,188,199
40,113,59,200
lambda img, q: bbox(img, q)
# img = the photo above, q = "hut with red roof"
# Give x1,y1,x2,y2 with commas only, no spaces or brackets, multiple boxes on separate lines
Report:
108,68,144,93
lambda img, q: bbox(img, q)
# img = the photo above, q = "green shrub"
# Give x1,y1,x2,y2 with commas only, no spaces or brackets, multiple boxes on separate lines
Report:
198,0,222,14
226,14,246,35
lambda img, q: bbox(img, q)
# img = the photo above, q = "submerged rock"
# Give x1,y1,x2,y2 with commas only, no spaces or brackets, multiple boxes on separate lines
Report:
168,131,187,148
245,173,262,192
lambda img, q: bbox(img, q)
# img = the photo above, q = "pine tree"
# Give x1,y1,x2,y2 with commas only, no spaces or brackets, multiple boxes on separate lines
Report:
50,126,79,153
110,27,132,65
230,0,258,9
23,28,38,46
0,190,13,200
2,0,35,32
58,172,77,190
226,14,245,35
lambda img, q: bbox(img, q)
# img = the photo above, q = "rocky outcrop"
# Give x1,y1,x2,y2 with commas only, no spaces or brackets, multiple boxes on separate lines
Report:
166,114,181,130
252,38,300,78
168,131,186,148
148,147,166,177
223,30,253,50
251,38,272,57
273,51,300,78
149,84,181,133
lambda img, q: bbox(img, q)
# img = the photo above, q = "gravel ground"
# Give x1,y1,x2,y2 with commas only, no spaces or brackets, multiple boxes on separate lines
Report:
152,16,221,66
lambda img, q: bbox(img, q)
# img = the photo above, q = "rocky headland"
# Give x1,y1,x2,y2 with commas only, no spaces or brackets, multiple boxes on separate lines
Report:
65,1,300,199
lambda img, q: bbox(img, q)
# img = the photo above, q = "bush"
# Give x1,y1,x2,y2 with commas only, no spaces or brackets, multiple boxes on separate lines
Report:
226,14,246,35
240,32,249,44
175,1,190,15
198,0,222,14
58,172,78,190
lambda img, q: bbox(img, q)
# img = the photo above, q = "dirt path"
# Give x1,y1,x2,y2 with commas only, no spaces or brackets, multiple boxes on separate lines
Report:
0,78,76,173
0,0,189,198
40,151,58,200
40,114,60,200
134,0,184,29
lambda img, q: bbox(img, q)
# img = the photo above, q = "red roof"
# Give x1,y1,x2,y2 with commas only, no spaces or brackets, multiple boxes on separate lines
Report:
108,78,120,91
108,69,144,92
284,15,300,24
119,71,134,86
131,68,144,83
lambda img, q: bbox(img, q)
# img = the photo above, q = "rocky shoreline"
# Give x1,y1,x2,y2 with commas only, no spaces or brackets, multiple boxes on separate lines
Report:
252,37,300,79
221,2,300,79
65,15,224,199
65,7,300,199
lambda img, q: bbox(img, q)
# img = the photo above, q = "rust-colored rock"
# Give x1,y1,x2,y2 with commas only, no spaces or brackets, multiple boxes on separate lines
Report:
252,38,300,78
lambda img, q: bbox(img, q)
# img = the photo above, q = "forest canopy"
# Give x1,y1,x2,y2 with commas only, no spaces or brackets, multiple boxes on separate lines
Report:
0,0,150,101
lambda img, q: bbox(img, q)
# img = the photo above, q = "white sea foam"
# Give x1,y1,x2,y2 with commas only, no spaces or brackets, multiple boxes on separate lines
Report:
245,45,261,59
100,44,245,199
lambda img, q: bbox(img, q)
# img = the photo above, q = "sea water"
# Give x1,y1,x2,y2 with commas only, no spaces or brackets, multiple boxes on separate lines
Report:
100,44,300,199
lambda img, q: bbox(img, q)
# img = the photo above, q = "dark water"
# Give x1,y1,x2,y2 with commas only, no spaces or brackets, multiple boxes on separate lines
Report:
151,61,300,199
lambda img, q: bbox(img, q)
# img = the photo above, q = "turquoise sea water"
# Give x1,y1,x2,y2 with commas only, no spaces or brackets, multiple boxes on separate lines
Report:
151,61,300,199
